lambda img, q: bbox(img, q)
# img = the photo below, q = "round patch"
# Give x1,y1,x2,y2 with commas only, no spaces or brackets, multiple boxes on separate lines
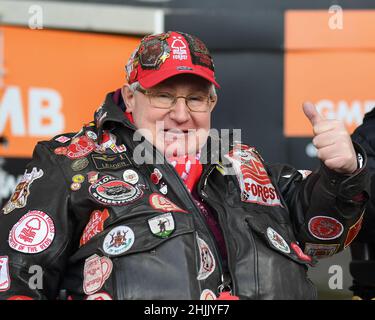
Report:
8,210,55,254
71,182,81,191
266,227,290,254
90,176,143,206
200,289,216,300
123,169,139,185
72,174,85,184
308,216,344,240
71,158,89,172
85,292,112,300
85,130,98,141
103,225,135,255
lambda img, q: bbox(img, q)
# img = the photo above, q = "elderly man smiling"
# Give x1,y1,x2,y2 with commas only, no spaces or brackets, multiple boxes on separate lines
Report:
0,31,369,300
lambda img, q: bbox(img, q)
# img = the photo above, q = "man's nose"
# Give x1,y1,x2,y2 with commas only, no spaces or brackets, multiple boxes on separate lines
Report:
169,98,191,123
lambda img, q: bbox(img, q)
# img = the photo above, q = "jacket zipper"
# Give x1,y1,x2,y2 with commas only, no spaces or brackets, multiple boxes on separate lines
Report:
198,164,237,296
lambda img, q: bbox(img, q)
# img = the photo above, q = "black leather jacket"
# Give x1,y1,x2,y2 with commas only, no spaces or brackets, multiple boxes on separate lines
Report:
0,92,369,300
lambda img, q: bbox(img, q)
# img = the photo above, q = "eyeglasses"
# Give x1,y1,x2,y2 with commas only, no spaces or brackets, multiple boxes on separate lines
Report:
136,87,214,113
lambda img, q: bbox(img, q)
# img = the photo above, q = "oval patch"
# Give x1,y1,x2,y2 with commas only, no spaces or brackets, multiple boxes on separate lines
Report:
308,216,344,240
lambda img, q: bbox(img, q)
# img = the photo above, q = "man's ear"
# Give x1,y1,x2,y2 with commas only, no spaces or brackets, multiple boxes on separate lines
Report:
122,85,135,112
209,95,218,112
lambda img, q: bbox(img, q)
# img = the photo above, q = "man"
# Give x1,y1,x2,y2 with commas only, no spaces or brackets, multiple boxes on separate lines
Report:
350,108,375,300
0,31,369,300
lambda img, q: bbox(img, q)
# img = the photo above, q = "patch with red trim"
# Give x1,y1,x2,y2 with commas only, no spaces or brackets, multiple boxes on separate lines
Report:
83,254,113,295
196,235,215,280
149,193,187,213
291,242,312,263
7,296,33,300
8,210,55,254
225,144,281,207
308,216,343,240
66,135,96,159
344,213,364,248
0,256,10,292
85,292,112,300
80,209,110,247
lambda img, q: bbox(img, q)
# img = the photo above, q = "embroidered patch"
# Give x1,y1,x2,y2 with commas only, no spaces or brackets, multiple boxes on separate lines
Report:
103,225,135,256
87,171,99,184
308,216,344,240
148,213,175,238
8,210,55,254
123,169,139,185
225,145,281,207
54,147,67,155
91,153,131,171
0,256,10,292
55,136,71,144
159,183,168,195
80,209,110,247
89,175,144,206
266,227,290,254
304,243,339,258
344,213,364,248
71,158,89,172
85,292,113,300
150,168,163,184
65,135,96,160
149,193,187,213
83,254,113,295
3,167,43,215
200,289,216,300
196,234,215,280
95,131,126,154
138,36,170,69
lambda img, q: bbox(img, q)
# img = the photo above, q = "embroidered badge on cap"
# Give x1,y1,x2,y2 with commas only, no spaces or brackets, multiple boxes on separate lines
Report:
225,145,281,207
123,169,139,185
80,209,110,247
103,225,135,255
267,227,290,254
3,167,43,215
304,243,339,258
308,216,344,240
148,213,175,238
71,158,89,172
8,210,55,254
83,254,113,295
89,175,144,206
0,256,10,292
200,289,216,300
85,292,113,300
149,193,187,213
196,234,216,280
344,213,364,249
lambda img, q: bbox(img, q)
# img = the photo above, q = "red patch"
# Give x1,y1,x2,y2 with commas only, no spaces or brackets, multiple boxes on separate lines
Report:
291,242,312,262
80,209,110,247
66,136,96,159
54,147,67,155
344,213,364,248
308,216,343,240
7,296,33,300
149,193,187,213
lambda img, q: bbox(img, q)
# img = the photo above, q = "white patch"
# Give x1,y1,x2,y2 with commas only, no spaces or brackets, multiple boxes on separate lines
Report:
148,213,175,238
103,225,135,256
85,292,112,300
85,130,98,141
200,289,216,300
225,145,281,207
55,135,71,144
83,254,113,295
8,210,55,254
196,234,216,280
159,184,168,195
0,256,10,292
297,170,312,180
171,36,188,60
267,227,290,254
123,169,139,185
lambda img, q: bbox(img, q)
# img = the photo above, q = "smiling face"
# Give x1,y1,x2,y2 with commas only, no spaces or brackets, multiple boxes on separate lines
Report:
122,74,217,159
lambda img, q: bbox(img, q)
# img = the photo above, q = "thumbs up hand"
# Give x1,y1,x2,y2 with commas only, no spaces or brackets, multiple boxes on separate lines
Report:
303,102,357,174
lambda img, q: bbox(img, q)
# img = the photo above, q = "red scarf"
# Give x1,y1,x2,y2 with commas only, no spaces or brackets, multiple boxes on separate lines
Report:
124,111,203,192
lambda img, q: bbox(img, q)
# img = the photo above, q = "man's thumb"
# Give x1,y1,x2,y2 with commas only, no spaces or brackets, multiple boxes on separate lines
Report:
302,102,323,126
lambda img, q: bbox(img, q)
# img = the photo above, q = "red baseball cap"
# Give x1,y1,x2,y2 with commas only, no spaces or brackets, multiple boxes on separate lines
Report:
125,31,220,89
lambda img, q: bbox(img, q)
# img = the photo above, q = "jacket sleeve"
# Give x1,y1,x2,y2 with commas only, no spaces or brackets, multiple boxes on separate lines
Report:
268,142,370,258
0,142,74,300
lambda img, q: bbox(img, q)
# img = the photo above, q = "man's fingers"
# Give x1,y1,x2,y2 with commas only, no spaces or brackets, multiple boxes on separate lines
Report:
302,102,324,126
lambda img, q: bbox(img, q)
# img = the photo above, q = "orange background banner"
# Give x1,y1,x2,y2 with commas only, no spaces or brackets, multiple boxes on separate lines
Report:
284,10,375,137
0,26,140,157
